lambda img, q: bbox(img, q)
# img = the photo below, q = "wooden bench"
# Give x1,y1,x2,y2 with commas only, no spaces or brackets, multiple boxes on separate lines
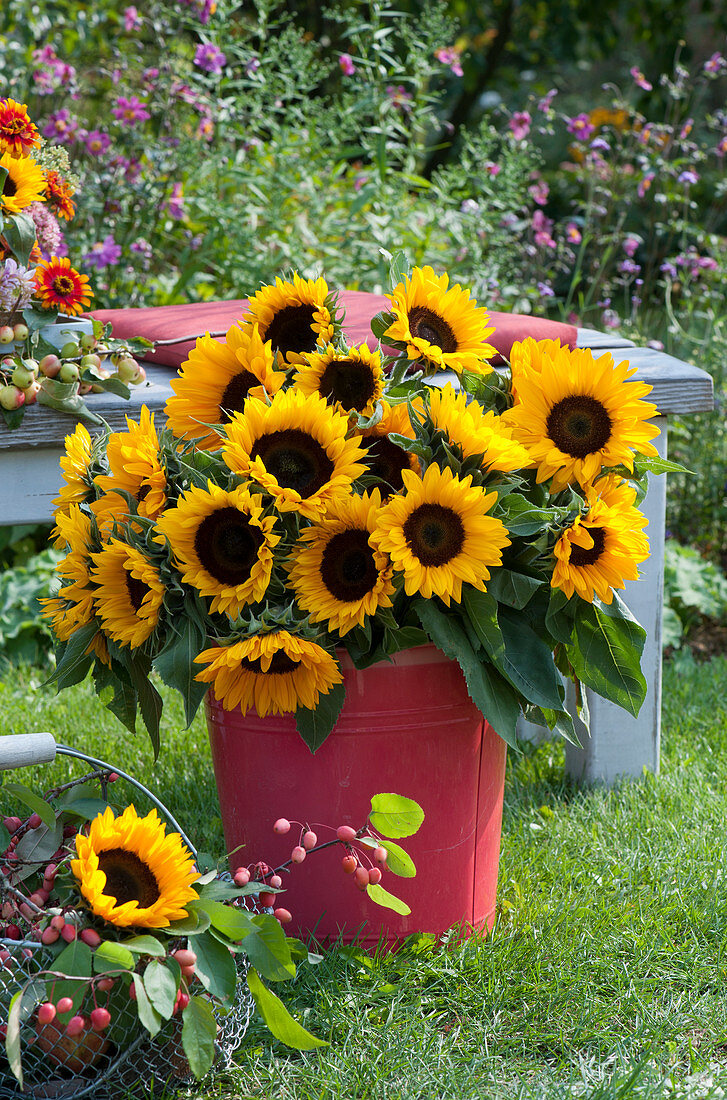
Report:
0,329,713,784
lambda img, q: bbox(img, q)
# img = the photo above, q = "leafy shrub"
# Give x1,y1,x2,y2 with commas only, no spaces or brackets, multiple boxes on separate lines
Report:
662,540,727,649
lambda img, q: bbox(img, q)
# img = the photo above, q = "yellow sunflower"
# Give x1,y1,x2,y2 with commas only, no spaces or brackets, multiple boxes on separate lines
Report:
92,407,167,535
287,490,395,635
91,539,165,647
222,388,368,520
71,805,199,929
155,481,280,617
194,631,343,716
508,336,566,404
551,482,649,605
371,463,511,606
52,423,95,539
293,343,384,418
0,152,46,214
354,399,420,495
383,266,497,376
427,384,532,472
242,273,337,367
165,323,285,450
503,344,660,491
39,506,111,666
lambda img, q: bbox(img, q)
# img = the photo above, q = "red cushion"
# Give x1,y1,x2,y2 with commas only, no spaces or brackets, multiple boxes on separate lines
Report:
88,290,577,370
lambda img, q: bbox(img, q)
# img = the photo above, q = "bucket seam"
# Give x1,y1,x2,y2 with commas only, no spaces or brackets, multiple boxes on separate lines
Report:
471,714,486,926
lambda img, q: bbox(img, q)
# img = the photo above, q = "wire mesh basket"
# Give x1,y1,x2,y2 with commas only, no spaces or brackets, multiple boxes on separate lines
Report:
0,735,256,1099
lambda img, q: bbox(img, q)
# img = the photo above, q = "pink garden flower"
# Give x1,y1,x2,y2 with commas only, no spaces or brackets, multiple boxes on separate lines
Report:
630,66,653,91
386,85,413,112
565,223,582,244
339,54,356,76
528,179,549,205
435,46,463,77
509,111,531,141
123,6,142,31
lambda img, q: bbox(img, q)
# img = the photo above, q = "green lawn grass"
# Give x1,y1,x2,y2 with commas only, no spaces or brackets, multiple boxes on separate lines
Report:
2,654,727,1099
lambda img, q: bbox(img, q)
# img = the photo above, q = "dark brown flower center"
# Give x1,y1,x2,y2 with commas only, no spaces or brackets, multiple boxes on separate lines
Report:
320,529,378,602
360,434,410,494
569,526,606,567
546,395,613,458
407,306,457,353
403,503,465,566
318,358,377,412
263,304,318,357
194,507,265,585
219,370,260,423
125,573,150,612
52,274,76,296
3,176,17,197
251,429,334,498
240,650,300,674
98,848,160,909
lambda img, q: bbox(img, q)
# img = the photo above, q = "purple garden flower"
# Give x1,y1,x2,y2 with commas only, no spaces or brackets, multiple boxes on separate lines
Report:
678,169,699,186
537,282,555,297
85,130,112,156
567,114,595,142
83,235,123,269
537,89,557,113
245,57,261,76
194,43,227,74
622,237,640,258
565,223,582,244
42,110,81,144
164,183,185,220
111,95,151,126
509,111,531,141
386,85,413,112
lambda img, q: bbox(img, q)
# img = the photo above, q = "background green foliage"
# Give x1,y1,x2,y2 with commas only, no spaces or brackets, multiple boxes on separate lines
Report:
1,0,726,650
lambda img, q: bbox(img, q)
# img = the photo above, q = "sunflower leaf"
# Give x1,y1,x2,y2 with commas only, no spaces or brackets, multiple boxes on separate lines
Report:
153,617,208,728
295,680,346,753
567,597,647,717
413,597,521,750
2,211,36,267
46,622,98,691
486,568,542,609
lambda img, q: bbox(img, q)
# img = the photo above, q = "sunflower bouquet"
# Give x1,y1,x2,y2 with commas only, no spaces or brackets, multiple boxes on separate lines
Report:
42,256,671,755
0,97,147,428
0,759,327,1093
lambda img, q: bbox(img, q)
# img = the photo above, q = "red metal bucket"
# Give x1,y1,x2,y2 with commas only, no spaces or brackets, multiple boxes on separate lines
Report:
205,645,507,947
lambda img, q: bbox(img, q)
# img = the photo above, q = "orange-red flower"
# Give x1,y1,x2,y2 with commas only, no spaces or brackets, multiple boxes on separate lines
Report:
44,170,76,221
34,257,93,316
0,99,41,158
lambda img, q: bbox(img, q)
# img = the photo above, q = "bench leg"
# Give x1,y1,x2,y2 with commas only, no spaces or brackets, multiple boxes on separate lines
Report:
565,416,668,783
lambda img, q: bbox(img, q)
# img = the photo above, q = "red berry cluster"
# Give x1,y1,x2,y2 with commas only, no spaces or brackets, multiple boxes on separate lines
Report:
229,814,391,929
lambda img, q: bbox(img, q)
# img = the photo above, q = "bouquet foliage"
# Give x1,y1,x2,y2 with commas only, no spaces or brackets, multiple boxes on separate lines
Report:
42,258,673,754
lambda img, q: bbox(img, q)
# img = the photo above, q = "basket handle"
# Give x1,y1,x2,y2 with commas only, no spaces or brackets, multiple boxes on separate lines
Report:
0,732,57,771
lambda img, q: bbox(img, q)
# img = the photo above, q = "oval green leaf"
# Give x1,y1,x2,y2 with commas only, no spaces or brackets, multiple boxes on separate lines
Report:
369,793,424,839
